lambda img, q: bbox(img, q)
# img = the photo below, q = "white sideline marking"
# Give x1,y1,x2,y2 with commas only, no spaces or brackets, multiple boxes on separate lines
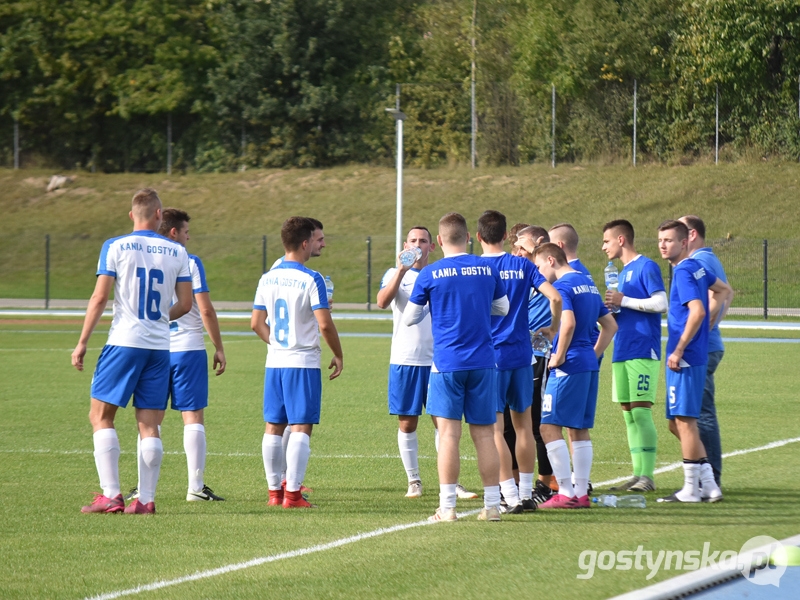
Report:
599,435,800,486
85,435,800,600
86,510,482,600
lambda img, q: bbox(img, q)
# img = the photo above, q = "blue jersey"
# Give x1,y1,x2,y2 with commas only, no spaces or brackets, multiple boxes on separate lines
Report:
613,255,665,362
409,254,506,373
483,253,547,370
570,258,600,346
552,271,608,374
689,248,728,353
666,258,717,366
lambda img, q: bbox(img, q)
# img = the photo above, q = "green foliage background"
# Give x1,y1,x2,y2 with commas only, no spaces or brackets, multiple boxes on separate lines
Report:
2,0,800,170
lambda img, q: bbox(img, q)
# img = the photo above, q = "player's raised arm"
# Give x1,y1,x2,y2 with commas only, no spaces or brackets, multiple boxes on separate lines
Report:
536,279,562,338
72,275,114,371
315,308,343,379
376,254,412,309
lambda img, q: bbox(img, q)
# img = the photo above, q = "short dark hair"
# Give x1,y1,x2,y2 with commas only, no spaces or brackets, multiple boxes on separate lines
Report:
477,210,507,245
281,216,317,251
159,208,190,236
658,219,689,240
603,219,635,244
131,188,161,220
549,222,580,253
681,215,705,239
517,225,549,245
438,212,468,245
408,225,432,243
307,217,323,230
534,242,567,266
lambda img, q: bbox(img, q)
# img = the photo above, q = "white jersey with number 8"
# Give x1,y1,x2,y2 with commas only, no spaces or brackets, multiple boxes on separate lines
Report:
253,261,330,369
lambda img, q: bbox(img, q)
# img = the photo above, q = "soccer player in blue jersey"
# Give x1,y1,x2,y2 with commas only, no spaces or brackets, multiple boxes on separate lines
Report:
404,212,509,522
252,217,343,509
512,225,559,502
533,243,617,509
602,219,667,493
679,215,732,487
655,220,731,503
72,188,193,514
477,211,562,512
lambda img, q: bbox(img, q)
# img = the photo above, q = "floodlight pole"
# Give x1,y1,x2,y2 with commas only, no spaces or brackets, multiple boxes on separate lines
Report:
386,108,407,256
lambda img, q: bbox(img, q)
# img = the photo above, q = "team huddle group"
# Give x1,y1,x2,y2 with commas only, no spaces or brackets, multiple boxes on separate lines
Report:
73,188,732,521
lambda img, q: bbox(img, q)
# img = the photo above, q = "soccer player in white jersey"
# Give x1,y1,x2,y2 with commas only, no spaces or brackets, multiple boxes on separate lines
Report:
377,226,478,500
72,188,193,515
405,213,509,522
252,217,343,508
160,208,226,500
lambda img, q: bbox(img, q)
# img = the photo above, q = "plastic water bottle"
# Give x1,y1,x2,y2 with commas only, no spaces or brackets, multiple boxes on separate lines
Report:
530,331,552,354
592,494,646,508
399,247,422,267
324,276,334,303
604,261,620,314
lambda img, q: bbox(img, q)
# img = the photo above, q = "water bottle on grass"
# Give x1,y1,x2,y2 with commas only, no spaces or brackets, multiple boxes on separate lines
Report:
592,494,646,508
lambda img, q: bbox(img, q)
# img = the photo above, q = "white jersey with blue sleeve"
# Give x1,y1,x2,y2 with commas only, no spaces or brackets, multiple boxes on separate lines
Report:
380,267,434,366
97,230,192,350
170,254,210,353
253,261,330,369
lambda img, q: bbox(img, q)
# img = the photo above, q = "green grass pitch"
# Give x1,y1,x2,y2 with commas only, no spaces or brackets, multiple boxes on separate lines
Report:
0,317,798,599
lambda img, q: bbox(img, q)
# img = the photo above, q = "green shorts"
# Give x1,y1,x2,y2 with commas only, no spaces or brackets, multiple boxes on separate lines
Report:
612,359,660,403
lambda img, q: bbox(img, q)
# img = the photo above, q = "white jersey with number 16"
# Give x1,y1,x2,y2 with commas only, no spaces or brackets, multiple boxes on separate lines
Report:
253,261,330,369
97,230,191,351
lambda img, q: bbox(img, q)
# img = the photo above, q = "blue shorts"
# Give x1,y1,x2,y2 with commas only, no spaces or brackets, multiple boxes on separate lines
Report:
495,365,534,413
665,364,707,419
169,350,208,412
263,368,322,425
91,345,170,410
541,369,599,429
428,369,496,425
388,365,431,416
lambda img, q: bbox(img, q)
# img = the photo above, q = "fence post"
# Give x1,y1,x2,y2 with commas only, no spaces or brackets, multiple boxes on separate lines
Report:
14,117,20,169
763,239,768,320
715,84,719,164
366,236,372,311
633,79,637,167
45,234,50,309
551,84,556,168
167,113,173,175
469,238,474,254
262,235,267,274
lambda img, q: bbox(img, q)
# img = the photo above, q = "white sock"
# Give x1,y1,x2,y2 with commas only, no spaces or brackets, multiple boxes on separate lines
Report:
93,428,121,498
519,472,534,500
678,462,701,500
700,462,720,493
281,426,290,480
439,483,457,510
184,424,206,492
262,434,283,491
398,430,420,482
139,436,163,504
434,428,440,453
572,440,593,497
285,432,311,492
500,478,520,506
545,439,574,498
136,433,143,493
484,485,501,509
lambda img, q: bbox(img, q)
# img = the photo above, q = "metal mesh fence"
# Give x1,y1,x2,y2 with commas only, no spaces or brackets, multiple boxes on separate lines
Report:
2,233,798,315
